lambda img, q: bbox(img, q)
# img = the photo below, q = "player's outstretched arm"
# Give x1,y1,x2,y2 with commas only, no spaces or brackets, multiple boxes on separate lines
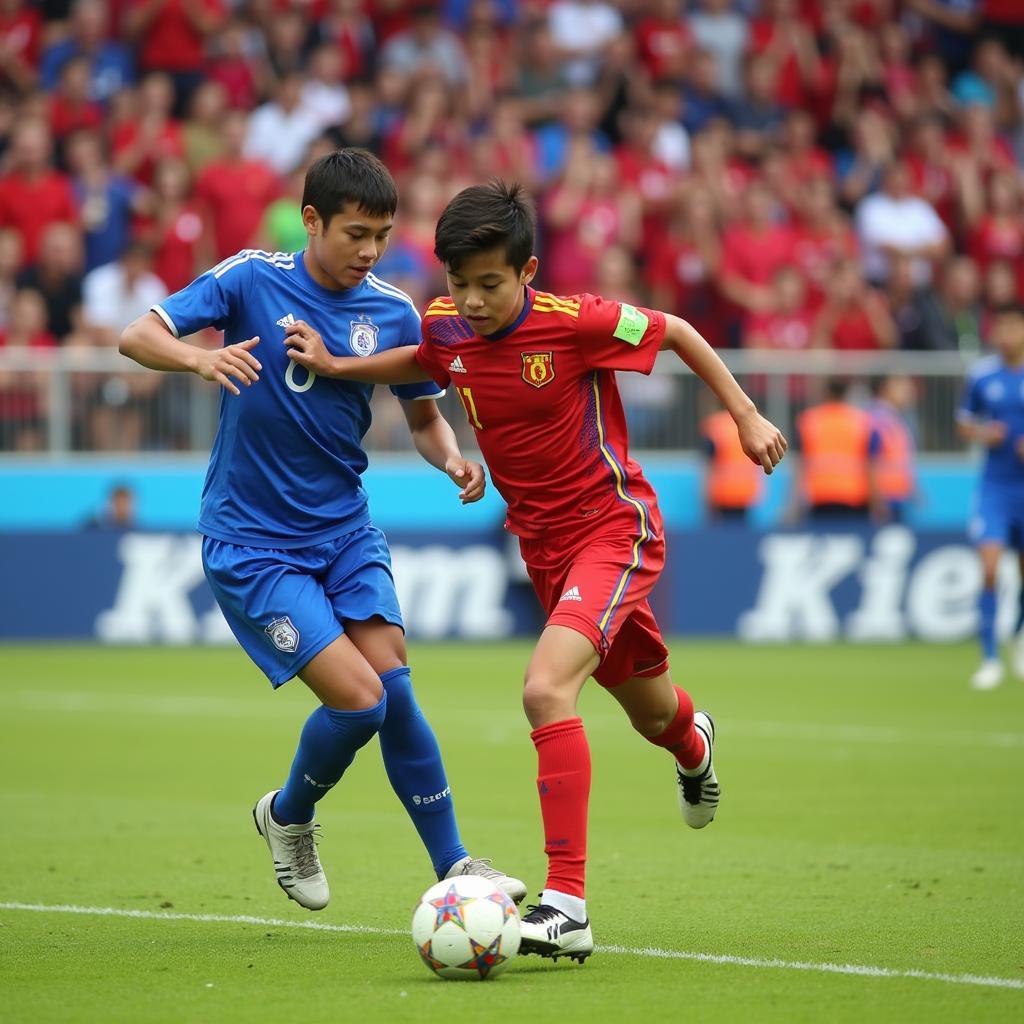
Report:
284,319,431,384
401,399,486,504
120,312,261,396
661,313,788,474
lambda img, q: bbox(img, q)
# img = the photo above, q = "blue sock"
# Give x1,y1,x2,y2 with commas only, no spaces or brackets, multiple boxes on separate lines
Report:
273,694,387,825
979,587,998,661
377,666,468,877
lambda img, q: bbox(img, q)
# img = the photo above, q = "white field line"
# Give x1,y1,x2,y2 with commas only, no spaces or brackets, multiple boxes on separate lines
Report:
4,690,1024,749
1,902,1021,993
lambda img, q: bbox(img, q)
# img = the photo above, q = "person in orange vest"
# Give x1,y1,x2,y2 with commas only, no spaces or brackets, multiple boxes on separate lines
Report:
701,404,764,521
794,377,882,521
868,374,917,523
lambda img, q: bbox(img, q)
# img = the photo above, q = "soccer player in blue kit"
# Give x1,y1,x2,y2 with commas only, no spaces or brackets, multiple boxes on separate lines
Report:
119,149,525,910
958,303,1024,690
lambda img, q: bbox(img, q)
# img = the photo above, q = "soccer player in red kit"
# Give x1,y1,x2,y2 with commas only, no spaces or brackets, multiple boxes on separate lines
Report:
283,181,787,962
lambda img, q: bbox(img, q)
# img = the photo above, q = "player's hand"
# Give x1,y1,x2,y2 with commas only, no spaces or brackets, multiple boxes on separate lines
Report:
284,320,334,374
195,337,261,396
980,420,1008,446
735,409,788,475
445,456,486,504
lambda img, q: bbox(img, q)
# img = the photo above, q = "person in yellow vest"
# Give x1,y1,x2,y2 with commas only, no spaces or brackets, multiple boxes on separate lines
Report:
795,377,882,521
701,405,764,522
868,374,917,523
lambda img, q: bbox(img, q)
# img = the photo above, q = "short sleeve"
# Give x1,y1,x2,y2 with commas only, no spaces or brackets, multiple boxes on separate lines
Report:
957,373,986,422
152,253,254,338
576,293,666,374
412,317,453,390
391,303,444,400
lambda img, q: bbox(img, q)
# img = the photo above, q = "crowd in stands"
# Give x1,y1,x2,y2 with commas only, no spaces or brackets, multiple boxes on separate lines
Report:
0,0,1022,451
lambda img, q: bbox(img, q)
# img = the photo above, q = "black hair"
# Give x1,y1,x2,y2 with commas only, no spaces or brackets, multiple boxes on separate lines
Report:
434,180,535,273
825,376,851,401
301,148,398,226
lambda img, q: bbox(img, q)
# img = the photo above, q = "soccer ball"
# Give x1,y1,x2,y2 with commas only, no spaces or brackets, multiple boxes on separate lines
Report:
411,875,521,980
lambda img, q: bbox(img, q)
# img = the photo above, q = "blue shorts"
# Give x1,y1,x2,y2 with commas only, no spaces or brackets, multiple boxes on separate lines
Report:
202,524,404,687
968,486,1024,548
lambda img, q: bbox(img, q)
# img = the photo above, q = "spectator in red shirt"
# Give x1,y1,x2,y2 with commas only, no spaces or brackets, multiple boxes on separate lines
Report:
204,17,263,111
614,106,676,249
634,0,691,83
744,265,816,353
111,73,186,186
748,0,822,111
904,114,959,233
812,258,897,351
718,179,797,316
0,288,57,451
647,185,725,347
194,109,279,261
0,118,78,269
543,144,640,296
966,171,1024,293
791,176,859,307
125,0,225,114
49,55,104,143
0,0,41,94
137,156,204,293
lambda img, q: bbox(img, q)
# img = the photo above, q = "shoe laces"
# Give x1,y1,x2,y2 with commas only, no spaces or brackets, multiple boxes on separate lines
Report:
679,769,708,806
456,857,504,881
521,903,563,925
284,823,322,879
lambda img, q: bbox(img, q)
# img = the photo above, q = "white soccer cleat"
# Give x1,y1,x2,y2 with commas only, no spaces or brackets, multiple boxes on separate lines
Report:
252,790,329,911
970,659,1005,691
518,903,594,963
677,711,720,829
443,856,527,905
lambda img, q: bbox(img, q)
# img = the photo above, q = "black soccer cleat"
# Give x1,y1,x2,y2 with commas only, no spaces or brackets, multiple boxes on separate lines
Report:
518,903,594,963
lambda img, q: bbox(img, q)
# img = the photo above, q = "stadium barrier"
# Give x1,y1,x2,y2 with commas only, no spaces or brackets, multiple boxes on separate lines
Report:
0,525,1012,644
0,347,973,454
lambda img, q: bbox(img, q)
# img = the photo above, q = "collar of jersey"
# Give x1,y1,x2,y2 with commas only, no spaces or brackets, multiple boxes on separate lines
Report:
481,286,534,342
293,249,367,301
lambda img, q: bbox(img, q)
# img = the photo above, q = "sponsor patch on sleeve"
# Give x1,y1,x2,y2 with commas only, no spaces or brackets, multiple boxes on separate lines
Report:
612,303,649,346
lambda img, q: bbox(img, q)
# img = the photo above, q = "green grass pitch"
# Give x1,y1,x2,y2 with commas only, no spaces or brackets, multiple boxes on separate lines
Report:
1,641,1022,1023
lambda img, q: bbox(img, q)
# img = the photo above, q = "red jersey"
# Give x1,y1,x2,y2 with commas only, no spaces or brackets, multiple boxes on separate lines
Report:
416,289,666,538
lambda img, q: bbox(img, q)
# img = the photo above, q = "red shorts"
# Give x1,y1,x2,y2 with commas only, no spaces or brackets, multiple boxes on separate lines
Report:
518,510,669,688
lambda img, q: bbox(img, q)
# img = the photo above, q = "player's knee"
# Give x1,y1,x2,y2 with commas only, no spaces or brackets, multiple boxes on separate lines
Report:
379,666,417,718
522,671,571,725
320,676,384,711
626,707,673,738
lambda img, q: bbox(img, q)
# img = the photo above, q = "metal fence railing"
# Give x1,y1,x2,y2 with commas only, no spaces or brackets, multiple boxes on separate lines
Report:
0,347,973,455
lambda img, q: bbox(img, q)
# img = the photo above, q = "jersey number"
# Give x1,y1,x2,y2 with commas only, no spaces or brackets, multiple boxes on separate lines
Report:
285,361,317,393
456,386,483,429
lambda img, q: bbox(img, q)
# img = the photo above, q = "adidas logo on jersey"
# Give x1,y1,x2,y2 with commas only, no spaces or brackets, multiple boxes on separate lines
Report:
559,586,582,602
448,355,467,374
276,313,297,328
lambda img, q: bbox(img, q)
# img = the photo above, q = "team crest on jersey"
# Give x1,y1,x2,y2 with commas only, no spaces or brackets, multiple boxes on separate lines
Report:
349,317,379,357
522,352,555,389
265,616,300,653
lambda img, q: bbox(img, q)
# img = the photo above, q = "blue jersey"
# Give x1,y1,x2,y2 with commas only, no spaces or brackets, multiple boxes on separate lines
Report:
153,250,441,547
958,355,1024,490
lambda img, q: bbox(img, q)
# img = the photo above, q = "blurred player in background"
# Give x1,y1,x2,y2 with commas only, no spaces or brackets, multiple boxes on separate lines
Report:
957,303,1024,690
284,180,786,962
118,149,524,910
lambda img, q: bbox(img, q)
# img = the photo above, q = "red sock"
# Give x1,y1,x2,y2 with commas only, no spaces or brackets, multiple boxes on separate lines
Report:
531,717,591,899
647,686,706,770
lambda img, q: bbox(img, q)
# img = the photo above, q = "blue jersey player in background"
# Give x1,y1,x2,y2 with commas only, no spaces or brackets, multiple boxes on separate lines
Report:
119,149,525,909
957,303,1024,691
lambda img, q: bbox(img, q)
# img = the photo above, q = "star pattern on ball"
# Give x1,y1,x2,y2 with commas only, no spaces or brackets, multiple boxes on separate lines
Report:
427,883,473,930
456,934,507,979
418,939,447,973
486,888,518,922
